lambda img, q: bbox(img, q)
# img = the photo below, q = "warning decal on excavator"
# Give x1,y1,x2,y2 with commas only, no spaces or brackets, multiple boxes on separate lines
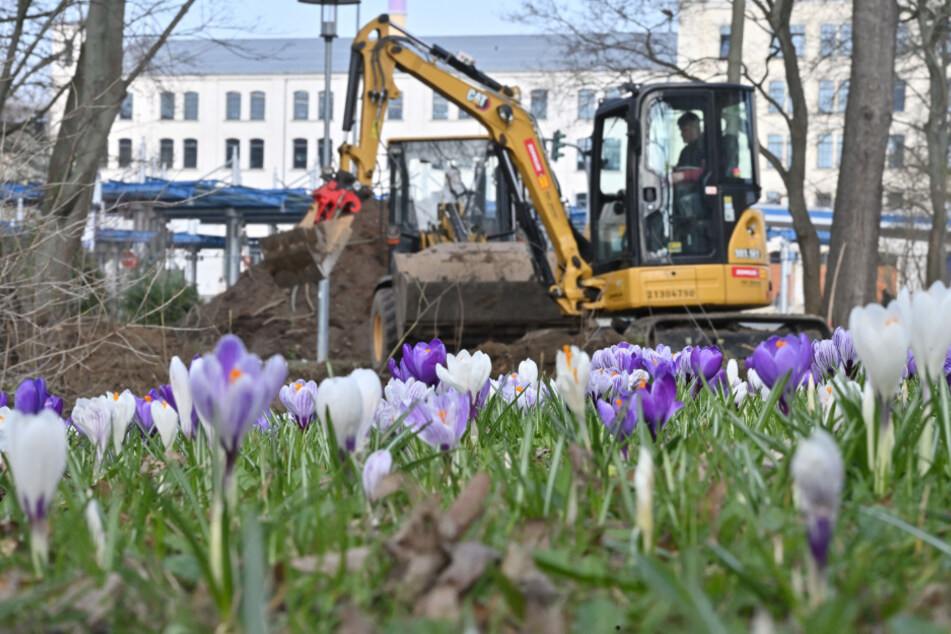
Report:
732,266,766,278
524,139,551,190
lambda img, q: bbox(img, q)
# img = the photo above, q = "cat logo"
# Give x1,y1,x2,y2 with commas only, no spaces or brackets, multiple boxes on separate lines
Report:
466,89,490,110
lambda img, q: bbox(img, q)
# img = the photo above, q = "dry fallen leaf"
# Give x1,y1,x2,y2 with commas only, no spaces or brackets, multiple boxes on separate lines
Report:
438,472,490,541
337,602,379,634
291,546,372,575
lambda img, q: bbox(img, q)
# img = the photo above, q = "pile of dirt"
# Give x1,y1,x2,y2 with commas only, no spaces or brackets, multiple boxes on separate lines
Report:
189,199,389,365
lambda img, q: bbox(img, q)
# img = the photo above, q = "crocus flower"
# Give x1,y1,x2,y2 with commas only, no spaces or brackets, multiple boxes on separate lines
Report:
4,408,67,571
848,302,909,404
689,345,723,387
71,396,113,470
893,282,951,393
362,449,393,502
315,376,364,452
0,392,7,408
833,327,859,379
279,379,319,431
556,344,590,424
189,334,287,475
85,499,107,569
350,368,383,450
375,377,432,432
150,399,180,451
634,446,654,553
636,373,683,439
748,333,813,414
406,388,470,451
135,389,162,437
389,339,447,385
791,428,844,601
436,349,492,411
640,344,676,379
107,390,136,456
812,338,839,379
14,378,50,415
168,356,199,439
496,359,543,409
0,405,10,452
44,395,63,418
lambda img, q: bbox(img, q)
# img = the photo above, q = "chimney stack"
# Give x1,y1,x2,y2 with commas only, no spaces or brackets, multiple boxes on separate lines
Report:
388,0,406,27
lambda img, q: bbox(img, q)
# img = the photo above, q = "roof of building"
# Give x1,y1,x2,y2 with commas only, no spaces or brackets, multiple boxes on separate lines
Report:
147,31,676,77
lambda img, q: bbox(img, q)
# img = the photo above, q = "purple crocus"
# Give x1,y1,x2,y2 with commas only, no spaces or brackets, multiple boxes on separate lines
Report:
833,327,859,379
189,335,287,477
596,373,683,443
812,338,839,379
640,344,676,379
0,392,7,408
279,379,319,431
135,389,162,436
748,333,813,415
388,339,447,386
14,378,50,415
406,388,470,451
688,346,723,394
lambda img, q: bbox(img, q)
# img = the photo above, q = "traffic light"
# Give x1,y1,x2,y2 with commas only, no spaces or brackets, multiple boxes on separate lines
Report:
551,130,566,161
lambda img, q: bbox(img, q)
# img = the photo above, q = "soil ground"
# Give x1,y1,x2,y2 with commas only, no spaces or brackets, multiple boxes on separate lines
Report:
32,199,619,407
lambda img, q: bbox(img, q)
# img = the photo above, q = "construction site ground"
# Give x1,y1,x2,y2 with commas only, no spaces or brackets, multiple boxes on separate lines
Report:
39,199,624,405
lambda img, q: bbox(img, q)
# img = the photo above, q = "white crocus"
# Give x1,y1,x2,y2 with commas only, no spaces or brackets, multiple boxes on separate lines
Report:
362,449,393,502
71,396,113,470
893,282,951,390
848,302,910,404
517,358,539,386
169,356,196,439
85,499,107,569
791,428,844,603
315,376,364,451
726,359,749,408
556,344,590,422
634,446,654,554
349,368,383,452
436,349,492,402
107,390,136,456
151,399,180,451
747,368,771,400
4,408,68,573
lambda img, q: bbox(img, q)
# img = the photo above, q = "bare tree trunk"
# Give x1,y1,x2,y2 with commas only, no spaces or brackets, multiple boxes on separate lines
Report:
823,0,898,324
727,0,746,83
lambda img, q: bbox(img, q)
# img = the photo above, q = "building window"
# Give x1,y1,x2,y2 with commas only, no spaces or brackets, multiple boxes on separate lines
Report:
159,138,174,168
225,138,240,166
896,23,910,56
885,192,904,210
578,89,595,119
119,93,133,120
226,92,241,120
118,138,132,167
819,24,836,57
317,138,331,165
719,26,730,59
894,79,906,112
388,95,403,120
183,138,197,168
576,137,592,170
818,81,835,113
887,134,904,168
765,191,782,204
769,81,785,113
319,90,333,120
530,89,548,119
293,138,307,169
249,138,264,168
293,91,309,120
250,91,265,120
791,25,806,57
766,135,783,168
817,134,833,168
432,93,448,120
183,92,198,120
160,92,175,120
837,81,849,112
839,24,852,56
815,192,832,208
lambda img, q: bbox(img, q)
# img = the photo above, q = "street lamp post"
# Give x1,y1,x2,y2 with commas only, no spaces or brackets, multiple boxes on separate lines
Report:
298,0,360,363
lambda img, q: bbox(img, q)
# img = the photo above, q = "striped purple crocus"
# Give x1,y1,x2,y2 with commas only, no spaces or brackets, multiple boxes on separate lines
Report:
748,333,813,415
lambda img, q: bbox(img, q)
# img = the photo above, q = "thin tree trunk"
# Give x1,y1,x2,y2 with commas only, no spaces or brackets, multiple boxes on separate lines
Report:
727,0,746,84
823,0,898,324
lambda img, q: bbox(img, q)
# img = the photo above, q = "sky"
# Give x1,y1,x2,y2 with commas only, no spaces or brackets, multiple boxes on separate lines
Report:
179,0,545,40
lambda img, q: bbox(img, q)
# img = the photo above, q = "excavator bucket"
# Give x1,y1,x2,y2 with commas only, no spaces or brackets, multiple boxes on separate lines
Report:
259,214,355,288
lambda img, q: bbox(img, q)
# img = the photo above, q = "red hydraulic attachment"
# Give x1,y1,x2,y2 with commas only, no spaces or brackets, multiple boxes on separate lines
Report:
311,178,363,222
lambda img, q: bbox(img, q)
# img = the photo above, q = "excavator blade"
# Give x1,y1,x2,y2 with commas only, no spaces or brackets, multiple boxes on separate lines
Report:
259,215,355,288
391,242,573,342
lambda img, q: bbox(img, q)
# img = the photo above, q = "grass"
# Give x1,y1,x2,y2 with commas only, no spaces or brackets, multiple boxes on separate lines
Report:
1,363,950,633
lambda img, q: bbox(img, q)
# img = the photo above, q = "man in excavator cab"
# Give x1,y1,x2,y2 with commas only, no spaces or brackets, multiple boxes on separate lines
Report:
670,110,711,254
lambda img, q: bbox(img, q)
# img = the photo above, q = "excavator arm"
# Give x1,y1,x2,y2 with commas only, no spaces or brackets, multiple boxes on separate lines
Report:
308,14,604,314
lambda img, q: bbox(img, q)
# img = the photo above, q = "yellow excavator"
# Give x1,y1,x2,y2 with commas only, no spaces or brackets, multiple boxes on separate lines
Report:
260,14,829,364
